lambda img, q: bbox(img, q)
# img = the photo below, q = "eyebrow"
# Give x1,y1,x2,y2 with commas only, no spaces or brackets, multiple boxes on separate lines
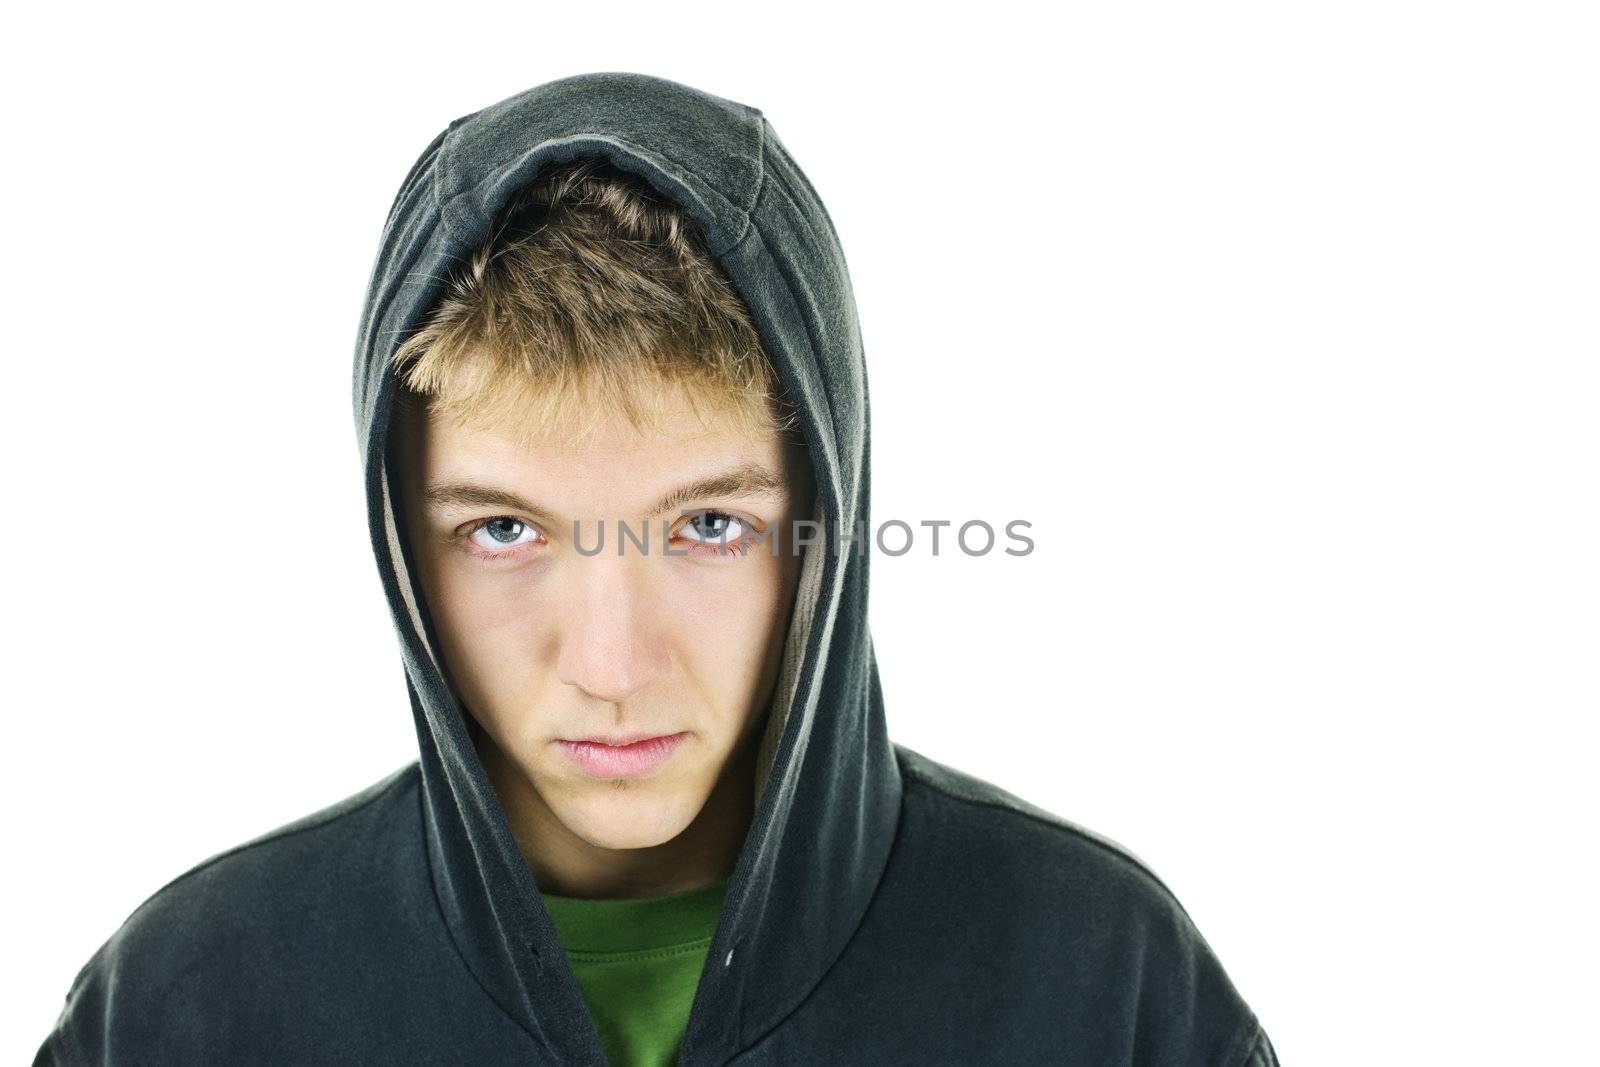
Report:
420,460,789,523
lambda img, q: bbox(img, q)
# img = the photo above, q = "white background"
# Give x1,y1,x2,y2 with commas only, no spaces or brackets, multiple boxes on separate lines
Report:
5,3,1596,1063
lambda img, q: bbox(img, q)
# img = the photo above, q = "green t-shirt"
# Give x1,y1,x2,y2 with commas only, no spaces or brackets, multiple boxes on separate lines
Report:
540,876,731,1067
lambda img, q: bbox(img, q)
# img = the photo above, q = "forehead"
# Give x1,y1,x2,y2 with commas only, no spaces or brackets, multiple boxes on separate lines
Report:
390,387,813,501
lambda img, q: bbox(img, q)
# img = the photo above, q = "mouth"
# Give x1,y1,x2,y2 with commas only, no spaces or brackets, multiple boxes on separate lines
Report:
563,731,679,747
555,731,688,779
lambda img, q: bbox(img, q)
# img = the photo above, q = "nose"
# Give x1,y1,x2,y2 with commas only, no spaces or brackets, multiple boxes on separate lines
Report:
555,549,671,706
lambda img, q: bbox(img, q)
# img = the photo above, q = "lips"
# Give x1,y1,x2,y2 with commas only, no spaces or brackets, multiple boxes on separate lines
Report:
564,732,675,747
556,732,688,779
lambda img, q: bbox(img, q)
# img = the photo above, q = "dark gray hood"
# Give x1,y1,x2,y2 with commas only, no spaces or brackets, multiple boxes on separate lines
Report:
351,72,900,1063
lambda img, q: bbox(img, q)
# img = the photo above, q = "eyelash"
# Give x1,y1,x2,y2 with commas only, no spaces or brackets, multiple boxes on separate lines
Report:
456,511,762,562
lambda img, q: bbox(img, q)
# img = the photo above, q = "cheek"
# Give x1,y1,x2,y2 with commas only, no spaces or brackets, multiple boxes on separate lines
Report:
674,557,796,709
417,549,796,726
421,564,556,707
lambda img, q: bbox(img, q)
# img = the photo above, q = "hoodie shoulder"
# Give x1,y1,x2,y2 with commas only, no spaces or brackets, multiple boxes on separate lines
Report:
894,741,1178,896
885,743,1270,1065
34,763,424,1065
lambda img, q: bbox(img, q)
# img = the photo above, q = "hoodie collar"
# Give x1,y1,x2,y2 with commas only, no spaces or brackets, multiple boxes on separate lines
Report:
352,73,901,1064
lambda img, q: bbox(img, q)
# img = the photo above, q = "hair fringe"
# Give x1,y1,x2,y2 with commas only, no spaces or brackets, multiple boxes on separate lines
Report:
388,156,801,451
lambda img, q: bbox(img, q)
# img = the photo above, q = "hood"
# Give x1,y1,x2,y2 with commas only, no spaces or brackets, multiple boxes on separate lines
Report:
350,72,901,1064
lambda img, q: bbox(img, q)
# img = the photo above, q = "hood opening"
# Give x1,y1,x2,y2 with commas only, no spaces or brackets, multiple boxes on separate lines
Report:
353,73,902,1063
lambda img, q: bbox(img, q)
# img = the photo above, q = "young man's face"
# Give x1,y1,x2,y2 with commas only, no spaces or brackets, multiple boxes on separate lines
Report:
392,381,813,889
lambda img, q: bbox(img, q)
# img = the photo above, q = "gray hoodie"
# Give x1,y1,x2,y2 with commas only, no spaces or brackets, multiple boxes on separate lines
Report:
33,71,1277,1066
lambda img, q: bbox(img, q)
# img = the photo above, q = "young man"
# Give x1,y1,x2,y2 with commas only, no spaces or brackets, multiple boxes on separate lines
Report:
34,73,1278,1065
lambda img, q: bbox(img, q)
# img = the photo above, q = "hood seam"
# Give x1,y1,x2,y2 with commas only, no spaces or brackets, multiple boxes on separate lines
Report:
435,128,761,252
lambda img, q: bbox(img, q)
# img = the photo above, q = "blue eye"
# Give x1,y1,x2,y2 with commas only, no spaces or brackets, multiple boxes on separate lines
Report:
467,517,543,554
679,510,747,547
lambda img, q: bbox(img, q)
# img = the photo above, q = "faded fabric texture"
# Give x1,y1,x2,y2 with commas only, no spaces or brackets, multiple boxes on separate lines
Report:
33,72,1278,1065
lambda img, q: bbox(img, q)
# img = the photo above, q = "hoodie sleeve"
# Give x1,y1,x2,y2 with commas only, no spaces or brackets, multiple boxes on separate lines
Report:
31,963,98,1066
1237,1021,1282,1065
28,862,240,1064
31,1024,79,1066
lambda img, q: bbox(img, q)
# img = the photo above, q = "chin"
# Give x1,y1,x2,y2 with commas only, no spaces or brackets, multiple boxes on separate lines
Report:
556,786,699,850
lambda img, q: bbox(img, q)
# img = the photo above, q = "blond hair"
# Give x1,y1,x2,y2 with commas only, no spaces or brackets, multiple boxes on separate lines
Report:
388,156,799,448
